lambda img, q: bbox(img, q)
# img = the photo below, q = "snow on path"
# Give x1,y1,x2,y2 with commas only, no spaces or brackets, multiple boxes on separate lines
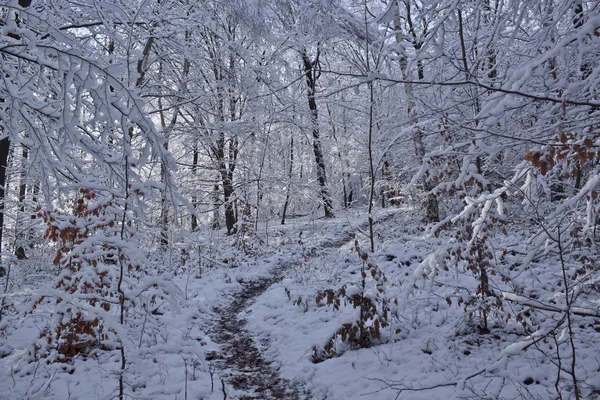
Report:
207,264,310,399
206,211,401,399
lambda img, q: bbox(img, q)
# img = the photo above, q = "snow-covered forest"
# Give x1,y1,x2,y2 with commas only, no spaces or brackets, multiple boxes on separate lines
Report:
1,0,599,399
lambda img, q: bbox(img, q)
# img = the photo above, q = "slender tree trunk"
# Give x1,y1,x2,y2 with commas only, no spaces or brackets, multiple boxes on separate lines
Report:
158,84,170,247
343,112,353,208
215,129,238,235
394,4,438,222
27,183,38,248
157,56,186,247
327,104,350,209
0,0,32,258
458,8,494,334
191,141,199,231
222,167,236,234
17,146,27,214
281,136,294,225
207,33,239,235
14,145,28,259
211,178,221,229
301,49,334,218
0,138,8,257
224,50,239,234
364,0,376,252
573,2,586,192
367,80,376,252
381,157,389,208
254,125,270,230
113,23,155,400
159,141,169,247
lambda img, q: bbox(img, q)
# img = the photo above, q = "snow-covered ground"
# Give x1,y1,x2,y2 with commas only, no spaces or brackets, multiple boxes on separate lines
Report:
244,210,553,400
1,208,598,399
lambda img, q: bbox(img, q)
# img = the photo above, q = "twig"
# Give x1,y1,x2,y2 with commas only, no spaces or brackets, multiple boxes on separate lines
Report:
221,378,227,400
200,255,228,268
556,224,581,400
365,364,489,399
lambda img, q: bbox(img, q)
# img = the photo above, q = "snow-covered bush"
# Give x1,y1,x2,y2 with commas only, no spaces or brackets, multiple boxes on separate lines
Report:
29,189,123,362
310,240,397,362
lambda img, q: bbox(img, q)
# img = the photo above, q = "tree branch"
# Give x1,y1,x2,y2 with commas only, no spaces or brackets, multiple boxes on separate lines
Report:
317,69,600,108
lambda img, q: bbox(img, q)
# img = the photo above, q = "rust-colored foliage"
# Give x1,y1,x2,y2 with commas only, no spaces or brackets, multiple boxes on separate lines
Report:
35,189,122,362
309,241,397,363
525,129,600,178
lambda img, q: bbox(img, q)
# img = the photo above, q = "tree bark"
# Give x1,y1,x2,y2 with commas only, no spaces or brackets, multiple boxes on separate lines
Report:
0,138,9,256
301,49,334,218
281,136,294,225
327,104,351,209
191,141,199,231
211,178,221,229
205,30,239,235
0,0,32,256
395,3,438,222
14,145,28,259
157,74,170,248
213,131,238,234
223,173,236,234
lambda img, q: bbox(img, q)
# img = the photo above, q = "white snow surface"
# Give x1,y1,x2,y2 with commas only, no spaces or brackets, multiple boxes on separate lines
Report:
1,208,597,399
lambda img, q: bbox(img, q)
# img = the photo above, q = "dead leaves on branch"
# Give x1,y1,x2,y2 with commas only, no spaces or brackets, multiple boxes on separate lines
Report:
524,130,600,177
295,240,398,363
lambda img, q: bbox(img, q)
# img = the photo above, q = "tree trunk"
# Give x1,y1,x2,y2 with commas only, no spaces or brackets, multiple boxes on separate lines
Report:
14,145,28,259
214,130,238,235
0,0,31,257
394,4,439,222
206,31,239,235
158,95,170,248
0,138,9,256
301,49,334,218
159,142,169,248
381,157,389,209
28,183,39,248
211,178,221,229
327,104,351,209
191,141,199,231
222,167,236,235
281,136,294,225
17,146,27,214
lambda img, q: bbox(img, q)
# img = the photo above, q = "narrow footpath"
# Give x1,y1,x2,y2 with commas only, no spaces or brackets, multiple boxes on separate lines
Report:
206,212,399,399
207,267,309,399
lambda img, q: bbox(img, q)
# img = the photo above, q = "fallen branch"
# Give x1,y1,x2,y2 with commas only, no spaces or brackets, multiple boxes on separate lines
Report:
366,365,489,399
503,292,600,318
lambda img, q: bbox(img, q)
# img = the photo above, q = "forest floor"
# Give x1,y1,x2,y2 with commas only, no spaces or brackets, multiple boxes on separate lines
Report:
206,213,399,399
207,267,308,399
0,207,595,399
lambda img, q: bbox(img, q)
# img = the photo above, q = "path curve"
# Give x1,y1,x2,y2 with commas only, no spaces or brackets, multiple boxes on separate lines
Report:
207,212,400,399
207,266,308,399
